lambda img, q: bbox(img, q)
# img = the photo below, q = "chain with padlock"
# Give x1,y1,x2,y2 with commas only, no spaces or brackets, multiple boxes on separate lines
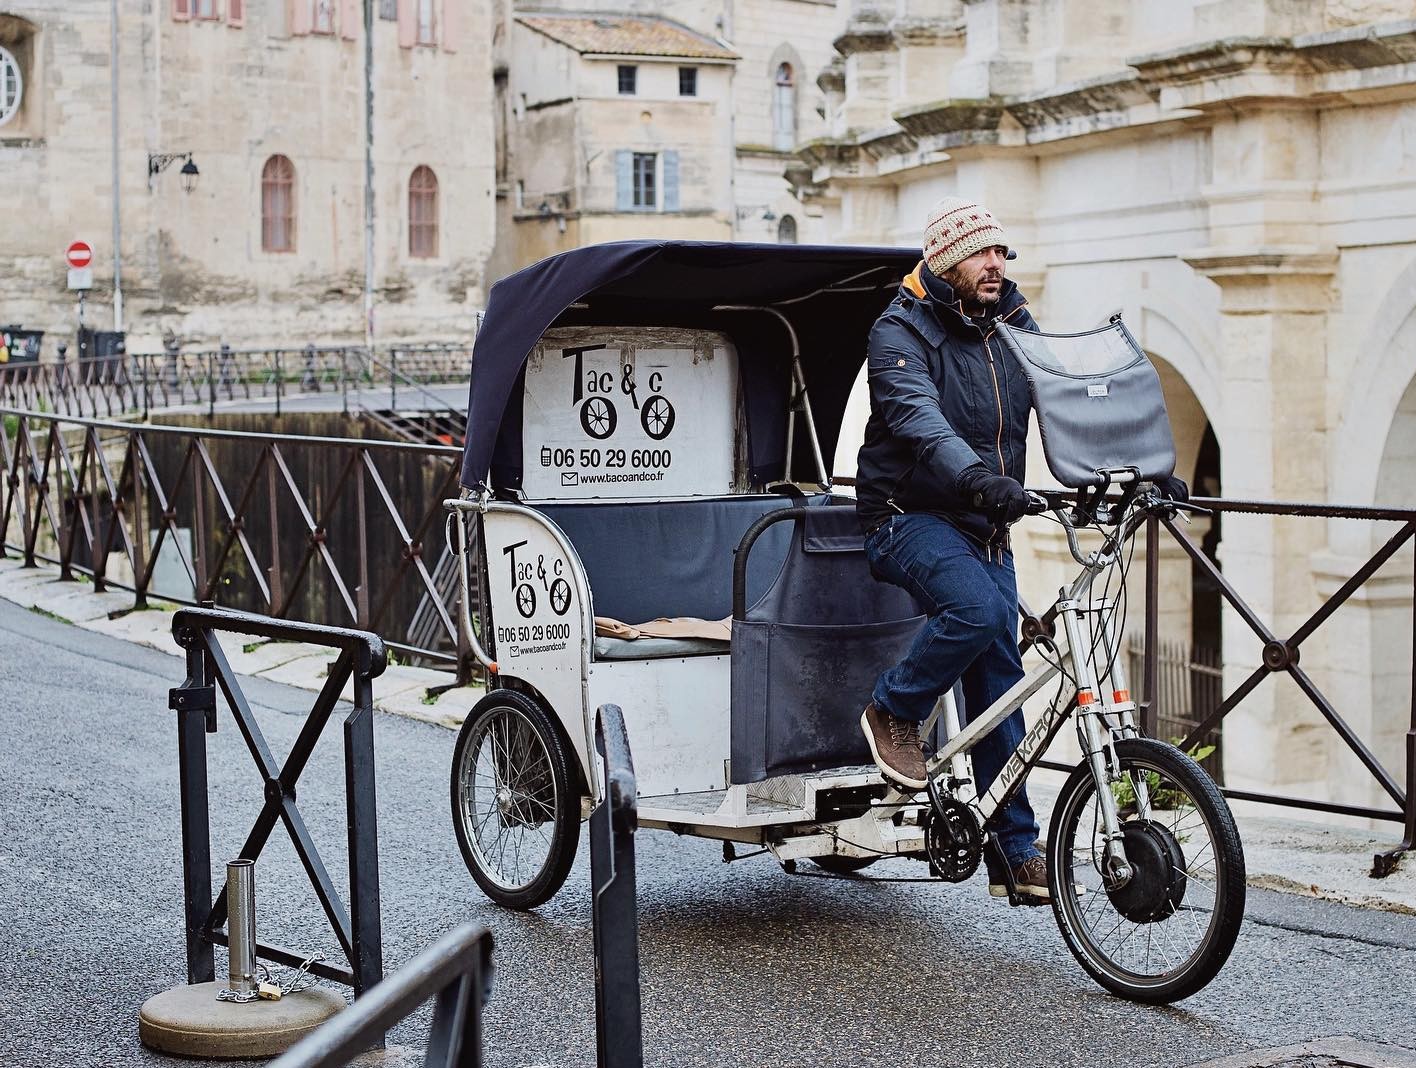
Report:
216,951,326,1003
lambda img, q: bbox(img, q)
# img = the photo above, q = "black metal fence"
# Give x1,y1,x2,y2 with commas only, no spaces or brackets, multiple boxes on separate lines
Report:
170,606,386,995
0,410,471,676
269,921,494,1068
0,342,471,421
1136,499,1415,876
261,703,641,1068
1126,635,1224,782
592,704,643,1068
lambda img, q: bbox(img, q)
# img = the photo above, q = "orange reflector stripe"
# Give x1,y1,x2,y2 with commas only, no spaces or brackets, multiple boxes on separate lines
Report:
1077,690,1095,705
1113,689,1130,703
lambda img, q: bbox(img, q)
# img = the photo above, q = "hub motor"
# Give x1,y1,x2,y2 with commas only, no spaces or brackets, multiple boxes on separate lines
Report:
1105,820,1187,923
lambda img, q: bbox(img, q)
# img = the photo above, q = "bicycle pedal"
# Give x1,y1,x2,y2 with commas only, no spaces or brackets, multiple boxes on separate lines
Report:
1009,893,1052,908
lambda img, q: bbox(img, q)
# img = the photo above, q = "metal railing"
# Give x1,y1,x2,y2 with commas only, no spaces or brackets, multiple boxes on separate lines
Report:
0,409,471,677
269,921,494,1068
591,703,643,1068
0,341,472,421
170,606,386,995
265,703,638,1068
1141,499,1415,875
1125,635,1224,782
1015,494,1415,876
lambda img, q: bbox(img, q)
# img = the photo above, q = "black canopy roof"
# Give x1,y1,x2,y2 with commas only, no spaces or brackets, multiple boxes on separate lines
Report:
461,239,919,492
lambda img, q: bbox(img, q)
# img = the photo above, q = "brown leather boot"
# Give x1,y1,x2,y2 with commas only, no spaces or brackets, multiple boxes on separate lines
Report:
988,855,1051,902
860,702,927,790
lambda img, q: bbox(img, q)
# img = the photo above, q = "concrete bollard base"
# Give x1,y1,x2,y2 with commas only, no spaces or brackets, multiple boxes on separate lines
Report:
139,981,345,1059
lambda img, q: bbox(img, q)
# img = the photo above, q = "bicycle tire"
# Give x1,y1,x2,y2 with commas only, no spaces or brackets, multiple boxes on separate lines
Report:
450,689,581,910
1047,737,1245,1003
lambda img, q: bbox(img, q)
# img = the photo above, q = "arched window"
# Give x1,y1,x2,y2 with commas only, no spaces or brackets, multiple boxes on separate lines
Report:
0,46,22,127
772,62,796,151
777,214,797,244
261,155,295,253
409,165,439,259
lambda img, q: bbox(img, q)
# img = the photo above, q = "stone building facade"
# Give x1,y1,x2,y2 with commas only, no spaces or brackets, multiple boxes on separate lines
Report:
488,0,839,278
816,0,1416,817
1,0,495,350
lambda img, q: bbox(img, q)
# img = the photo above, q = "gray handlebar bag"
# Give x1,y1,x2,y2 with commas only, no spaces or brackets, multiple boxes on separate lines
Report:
995,317,1176,490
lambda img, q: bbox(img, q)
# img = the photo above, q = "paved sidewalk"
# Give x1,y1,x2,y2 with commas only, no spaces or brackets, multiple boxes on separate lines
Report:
2,553,1412,915
0,555,485,731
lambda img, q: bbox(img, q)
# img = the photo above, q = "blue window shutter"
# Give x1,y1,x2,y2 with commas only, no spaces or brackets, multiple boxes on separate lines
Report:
616,150,633,212
662,150,680,212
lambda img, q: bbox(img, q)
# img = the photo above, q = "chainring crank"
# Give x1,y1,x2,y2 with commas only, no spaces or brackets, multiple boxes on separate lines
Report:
922,797,983,883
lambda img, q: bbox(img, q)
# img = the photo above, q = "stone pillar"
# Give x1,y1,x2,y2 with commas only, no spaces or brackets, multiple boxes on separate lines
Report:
1179,247,1337,795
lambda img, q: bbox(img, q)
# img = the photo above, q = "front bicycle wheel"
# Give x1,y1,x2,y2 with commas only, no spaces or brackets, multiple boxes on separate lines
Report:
1048,737,1245,1003
450,689,581,909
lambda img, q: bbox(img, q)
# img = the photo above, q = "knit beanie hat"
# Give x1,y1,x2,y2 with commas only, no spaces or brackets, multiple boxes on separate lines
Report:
923,196,1008,276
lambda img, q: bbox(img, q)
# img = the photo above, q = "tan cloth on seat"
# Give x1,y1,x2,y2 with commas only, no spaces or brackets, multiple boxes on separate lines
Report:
594,615,732,642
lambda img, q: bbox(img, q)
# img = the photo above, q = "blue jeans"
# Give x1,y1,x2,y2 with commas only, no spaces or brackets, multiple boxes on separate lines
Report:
864,513,1040,867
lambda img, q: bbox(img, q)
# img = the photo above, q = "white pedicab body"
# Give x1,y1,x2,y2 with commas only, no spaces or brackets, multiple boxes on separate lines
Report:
447,242,937,907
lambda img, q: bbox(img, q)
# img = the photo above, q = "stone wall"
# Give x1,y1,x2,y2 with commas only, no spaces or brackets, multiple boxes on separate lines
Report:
1,0,495,351
814,0,1416,819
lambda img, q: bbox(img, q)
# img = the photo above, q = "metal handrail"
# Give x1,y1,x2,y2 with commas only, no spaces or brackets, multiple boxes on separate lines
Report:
170,606,386,995
269,922,494,1068
591,704,642,1068
0,409,469,678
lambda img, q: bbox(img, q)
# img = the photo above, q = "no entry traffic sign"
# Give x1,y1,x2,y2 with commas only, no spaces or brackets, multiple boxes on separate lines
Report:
66,241,93,269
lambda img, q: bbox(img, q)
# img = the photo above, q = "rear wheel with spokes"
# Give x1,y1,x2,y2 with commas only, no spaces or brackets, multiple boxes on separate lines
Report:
1048,737,1245,1003
450,689,581,909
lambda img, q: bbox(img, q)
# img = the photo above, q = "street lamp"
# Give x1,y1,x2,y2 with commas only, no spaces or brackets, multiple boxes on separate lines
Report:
147,151,200,192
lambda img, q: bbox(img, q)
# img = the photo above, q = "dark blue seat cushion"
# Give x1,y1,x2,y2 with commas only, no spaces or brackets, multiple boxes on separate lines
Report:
536,496,799,625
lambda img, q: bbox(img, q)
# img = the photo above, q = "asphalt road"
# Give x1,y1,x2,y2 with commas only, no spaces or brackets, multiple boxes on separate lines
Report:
2,599,1415,1068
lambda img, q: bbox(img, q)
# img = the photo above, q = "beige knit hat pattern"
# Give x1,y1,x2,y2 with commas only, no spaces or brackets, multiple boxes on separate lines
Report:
923,196,1008,277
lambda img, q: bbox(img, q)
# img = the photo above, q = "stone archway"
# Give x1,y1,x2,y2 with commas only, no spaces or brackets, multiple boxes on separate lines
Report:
1365,372,1416,810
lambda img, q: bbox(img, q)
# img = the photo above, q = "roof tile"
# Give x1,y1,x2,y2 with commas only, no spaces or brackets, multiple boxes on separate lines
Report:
516,13,738,60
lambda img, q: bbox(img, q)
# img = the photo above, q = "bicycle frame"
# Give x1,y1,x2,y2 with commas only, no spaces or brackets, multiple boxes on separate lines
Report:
910,499,1160,883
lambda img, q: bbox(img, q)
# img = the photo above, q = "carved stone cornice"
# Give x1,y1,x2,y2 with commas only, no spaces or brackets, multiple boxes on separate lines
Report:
889,15,965,50
816,57,845,94
893,98,1003,140
833,9,894,57
1293,20,1416,71
795,137,865,173
1181,245,1338,312
1129,36,1298,86
1181,246,1338,278
1004,71,1159,141
857,125,918,162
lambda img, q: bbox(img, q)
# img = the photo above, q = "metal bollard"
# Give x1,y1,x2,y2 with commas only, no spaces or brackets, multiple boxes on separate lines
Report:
226,859,258,1000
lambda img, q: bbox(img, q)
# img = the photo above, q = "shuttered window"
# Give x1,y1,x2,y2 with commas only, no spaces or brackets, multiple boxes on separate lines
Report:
409,165,439,258
615,150,679,213
261,155,296,253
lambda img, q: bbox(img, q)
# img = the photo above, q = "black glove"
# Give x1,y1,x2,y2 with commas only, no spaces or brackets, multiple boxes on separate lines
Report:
1155,475,1189,502
958,466,1031,524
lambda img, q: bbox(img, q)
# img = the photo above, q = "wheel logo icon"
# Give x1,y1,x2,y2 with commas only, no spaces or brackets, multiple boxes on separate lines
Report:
515,583,536,618
640,395,675,440
549,578,572,616
580,397,617,439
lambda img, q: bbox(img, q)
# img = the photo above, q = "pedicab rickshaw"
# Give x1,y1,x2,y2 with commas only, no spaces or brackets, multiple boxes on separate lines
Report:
444,241,1245,1003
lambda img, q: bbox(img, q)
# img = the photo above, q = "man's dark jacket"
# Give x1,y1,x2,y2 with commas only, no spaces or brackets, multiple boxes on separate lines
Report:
856,263,1037,546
